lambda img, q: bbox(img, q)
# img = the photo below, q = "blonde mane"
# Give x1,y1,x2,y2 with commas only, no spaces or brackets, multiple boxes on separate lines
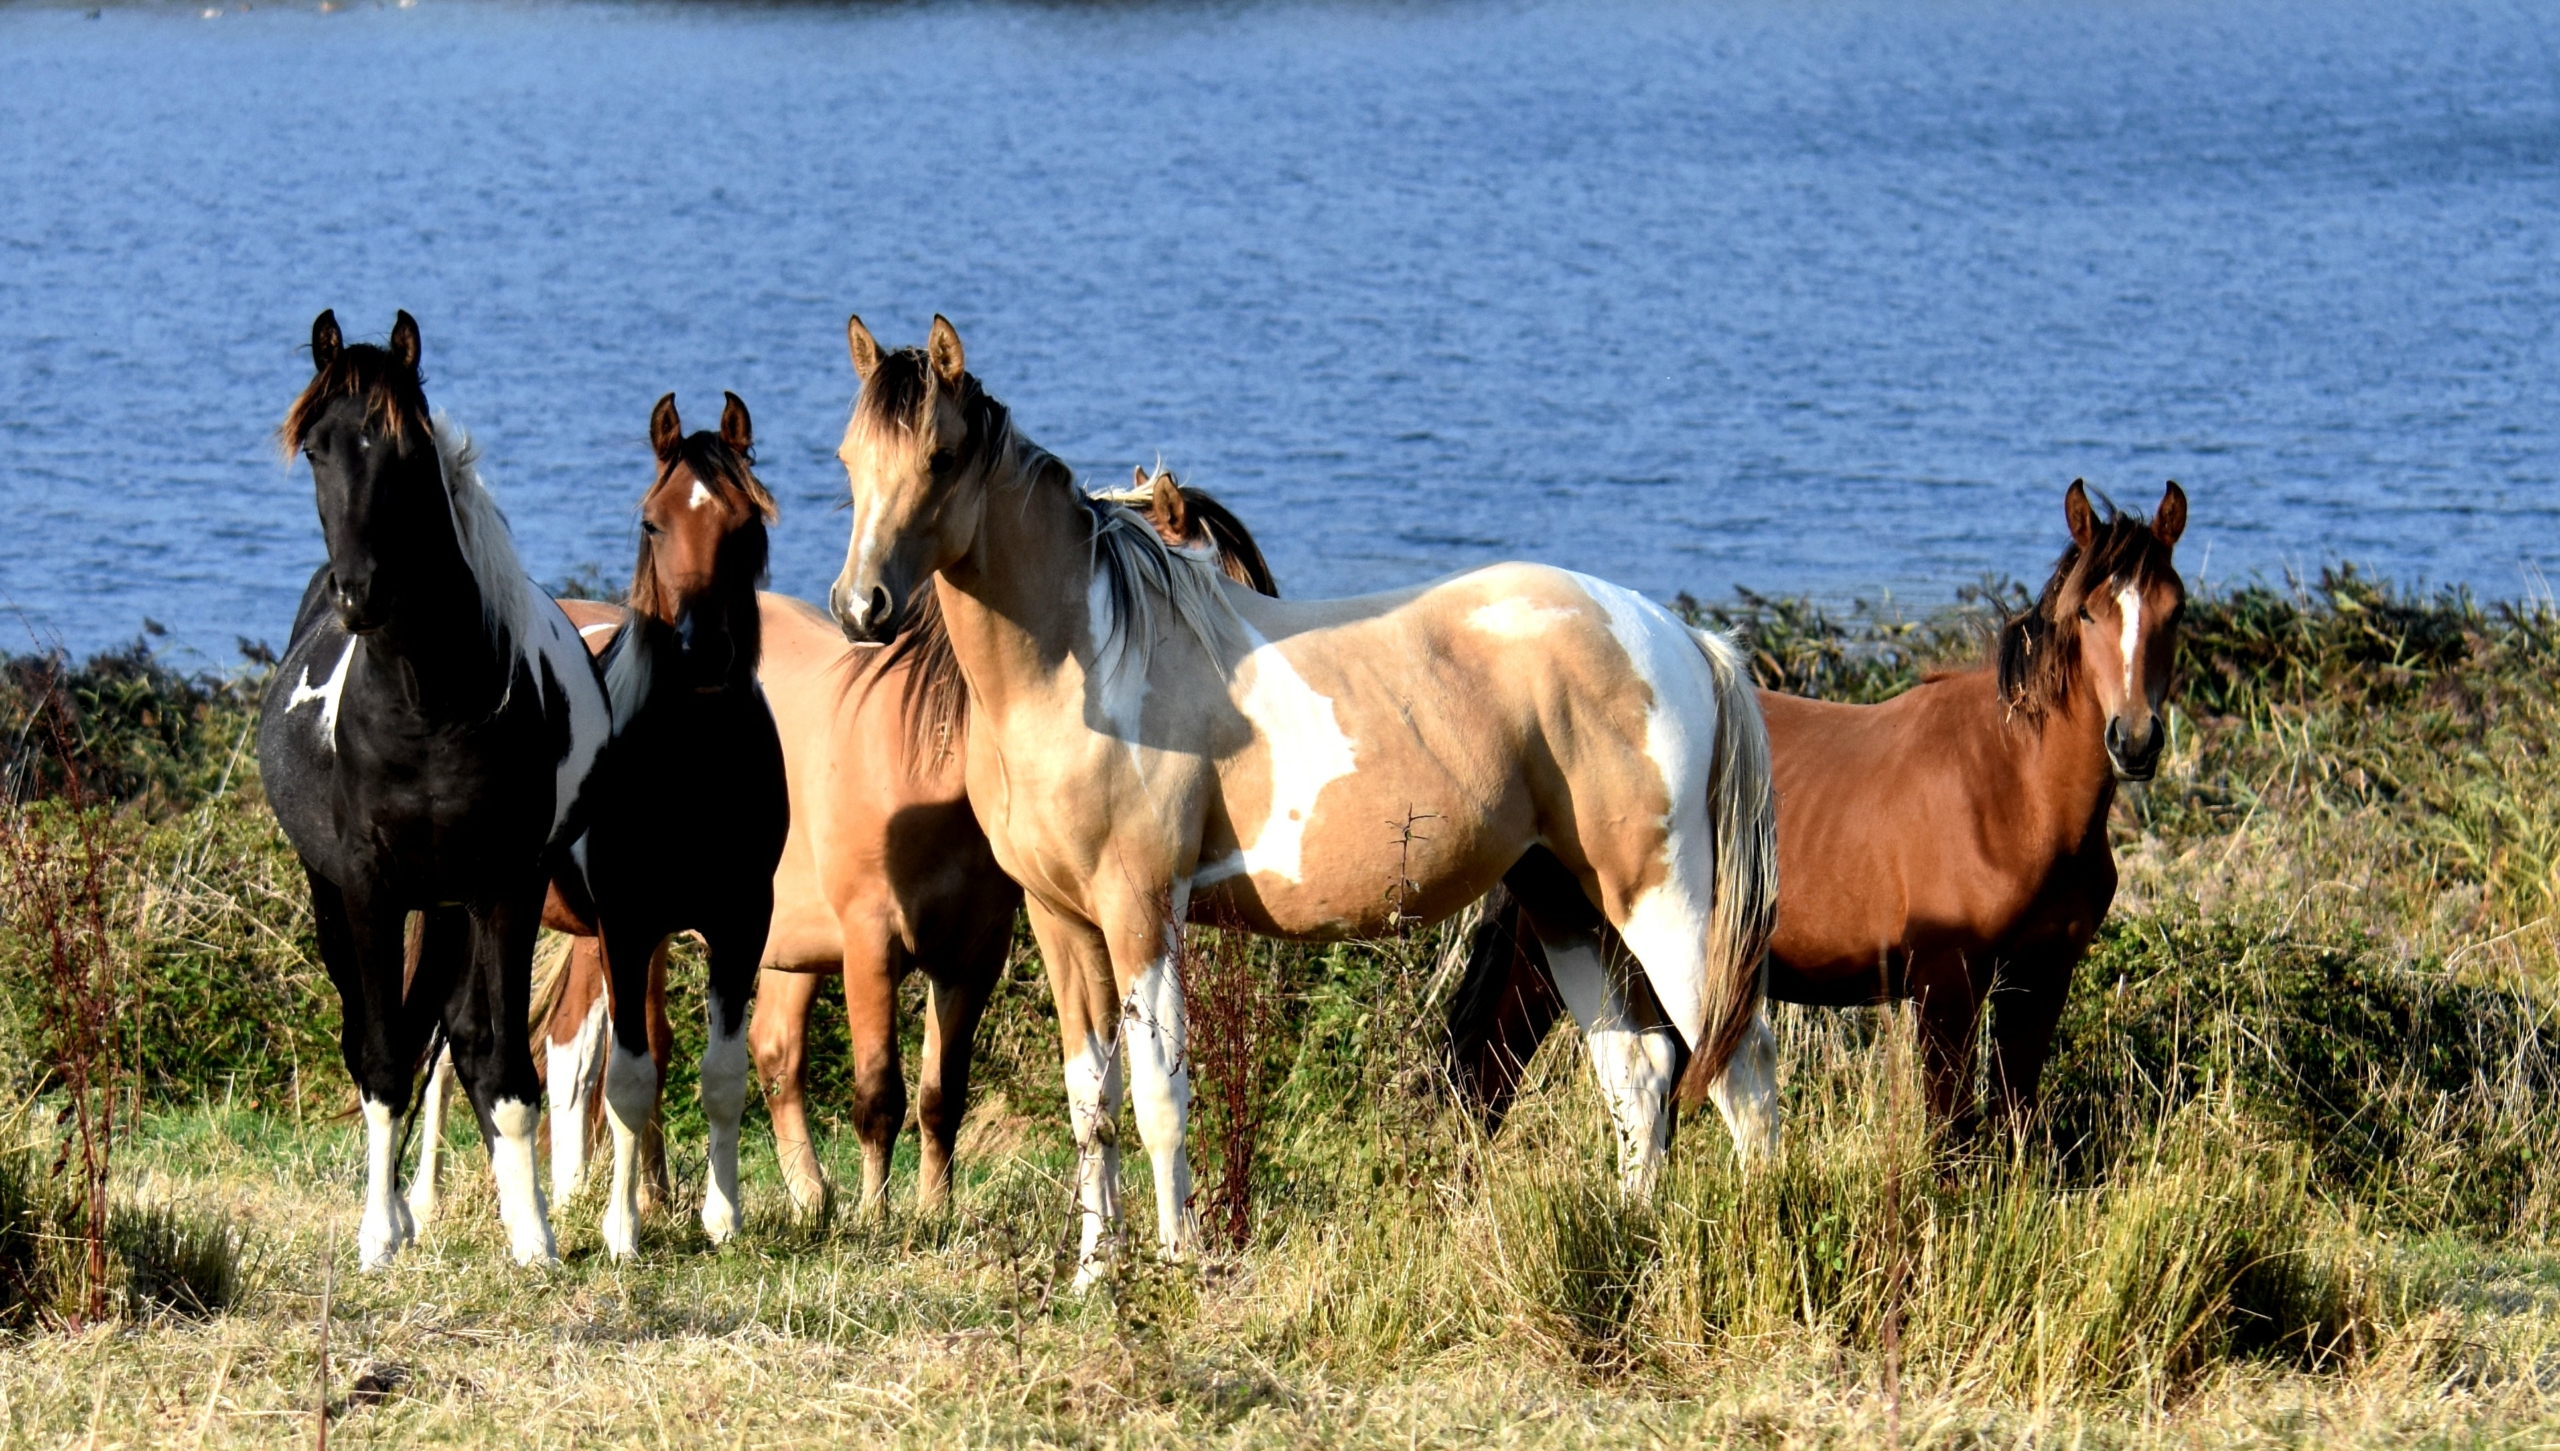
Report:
431,413,538,696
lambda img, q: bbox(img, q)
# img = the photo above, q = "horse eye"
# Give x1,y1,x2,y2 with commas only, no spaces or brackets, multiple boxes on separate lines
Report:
930,449,959,477
641,520,662,538
2077,606,2094,624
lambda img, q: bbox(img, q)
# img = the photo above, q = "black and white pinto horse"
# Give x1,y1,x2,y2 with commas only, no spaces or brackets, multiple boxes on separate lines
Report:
258,310,610,1269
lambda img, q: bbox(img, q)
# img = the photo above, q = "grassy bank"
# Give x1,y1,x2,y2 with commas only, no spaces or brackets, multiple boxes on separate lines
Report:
3,569,2559,1444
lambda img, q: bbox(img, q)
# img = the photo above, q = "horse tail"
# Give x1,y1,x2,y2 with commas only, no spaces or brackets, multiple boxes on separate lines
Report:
1680,626,1779,1102
527,931,577,1037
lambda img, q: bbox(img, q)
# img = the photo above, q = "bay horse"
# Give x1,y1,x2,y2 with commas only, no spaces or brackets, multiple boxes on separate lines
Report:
258,310,610,1269
526,466,1276,1221
827,316,1779,1280
1447,481,2188,1139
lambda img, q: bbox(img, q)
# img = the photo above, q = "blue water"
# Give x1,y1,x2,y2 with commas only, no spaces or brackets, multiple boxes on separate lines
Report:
4,0,2557,666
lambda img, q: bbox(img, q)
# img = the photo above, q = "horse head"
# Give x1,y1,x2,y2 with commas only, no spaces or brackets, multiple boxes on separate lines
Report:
634,392,776,689
2001,480,2188,781
284,310,442,636
829,314,1010,643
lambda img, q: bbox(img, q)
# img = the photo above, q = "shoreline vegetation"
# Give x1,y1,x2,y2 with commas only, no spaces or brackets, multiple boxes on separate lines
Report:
4,565,2559,1443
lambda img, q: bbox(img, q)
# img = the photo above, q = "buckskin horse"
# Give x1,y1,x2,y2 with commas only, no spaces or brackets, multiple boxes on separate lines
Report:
259,310,610,1269
1447,481,2188,1139
828,316,1778,1281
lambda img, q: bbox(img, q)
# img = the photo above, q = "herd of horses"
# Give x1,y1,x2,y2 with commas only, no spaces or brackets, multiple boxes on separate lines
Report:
255,309,2189,1275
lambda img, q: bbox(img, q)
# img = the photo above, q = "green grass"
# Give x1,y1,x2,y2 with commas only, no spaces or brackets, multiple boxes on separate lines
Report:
6,567,2560,1444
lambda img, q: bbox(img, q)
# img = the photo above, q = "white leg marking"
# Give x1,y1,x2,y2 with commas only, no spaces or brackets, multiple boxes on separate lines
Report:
2116,584,2143,701
1064,1031,1124,1290
1705,1012,1781,1164
546,994,609,1205
1541,936,1680,1195
405,1047,453,1229
488,1097,556,1266
699,992,750,1245
600,1044,658,1260
1123,945,1198,1256
358,1096,416,1270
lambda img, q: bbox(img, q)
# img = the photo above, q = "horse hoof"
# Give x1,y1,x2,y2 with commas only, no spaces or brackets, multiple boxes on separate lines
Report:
701,1202,741,1245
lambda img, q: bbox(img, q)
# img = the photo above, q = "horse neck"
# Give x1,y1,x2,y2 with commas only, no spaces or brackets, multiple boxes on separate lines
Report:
365,511,510,720
931,457,1100,722
2008,665,2118,855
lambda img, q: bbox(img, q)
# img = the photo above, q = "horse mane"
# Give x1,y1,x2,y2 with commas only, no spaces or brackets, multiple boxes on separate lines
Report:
279,341,429,457
431,415,536,691
1995,494,2178,720
1090,474,1281,596
853,349,1263,770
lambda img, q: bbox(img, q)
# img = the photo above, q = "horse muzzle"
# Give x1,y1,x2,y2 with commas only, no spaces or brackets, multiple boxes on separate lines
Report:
829,580,899,645
2106,717,2164,782
332,579,388,636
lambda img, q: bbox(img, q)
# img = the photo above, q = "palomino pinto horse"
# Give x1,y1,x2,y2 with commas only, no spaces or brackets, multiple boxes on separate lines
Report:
828,317,1779,1279
258,310,609,1269
531,467,1278,1219
1449,482,2189,1137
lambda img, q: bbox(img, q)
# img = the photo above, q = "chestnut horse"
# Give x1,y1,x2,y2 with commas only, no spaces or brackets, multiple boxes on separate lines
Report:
526,467,1277,1220
1448,481,2188,1137
828,317,1778,1281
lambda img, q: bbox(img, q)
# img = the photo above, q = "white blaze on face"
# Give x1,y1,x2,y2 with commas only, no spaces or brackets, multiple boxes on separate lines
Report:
1468,597,1580,638
286,638,357,751
2115,583,2144,702
1205,620,1358,887
687,478,715,511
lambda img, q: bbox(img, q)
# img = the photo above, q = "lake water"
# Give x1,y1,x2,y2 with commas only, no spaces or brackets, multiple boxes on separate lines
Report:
4,0,2557,666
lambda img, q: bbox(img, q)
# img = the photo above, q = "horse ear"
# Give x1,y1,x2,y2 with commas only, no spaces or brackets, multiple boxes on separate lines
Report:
2063,479,2096,549
389,310,421,371
846,314,881,382
927,315,965,386
650,393,683,461
720,391,753,454
1149,468,1189,540
2153,481,2187,548
310,310,341,371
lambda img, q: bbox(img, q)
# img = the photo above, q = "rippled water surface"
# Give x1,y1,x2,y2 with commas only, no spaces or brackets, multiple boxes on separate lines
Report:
4,0,2557,662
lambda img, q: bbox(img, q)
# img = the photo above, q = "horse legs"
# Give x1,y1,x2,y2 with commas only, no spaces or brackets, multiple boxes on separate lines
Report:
312,872,430,1270
403,907,468,1231
838,934,907,1215
1443,883,1567,1135
1024,899,1124,1288
1910,951,1988,1138
543,934,611,1206
750,966,833,1218
1106,907,1199,1263
443,883,556,1267
597,917,666,1260
1983,944,2081,1133
916,966,995,1213
697,902,769,1245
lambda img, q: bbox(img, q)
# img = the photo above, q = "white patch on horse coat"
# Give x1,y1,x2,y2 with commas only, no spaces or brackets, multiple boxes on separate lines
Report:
547,993,609,1204
1223,619,1359,885
578,621,618,639
285,638,356,751
2116,583,2143,701
1123,945,1197,1255
687,478,715,511
1467,597,1580,638
600,1044,658,1260
357,1096,415,1270
698,993,749,1244
488,1097,555,1266
1566,572,1719,1053
526,586,612,846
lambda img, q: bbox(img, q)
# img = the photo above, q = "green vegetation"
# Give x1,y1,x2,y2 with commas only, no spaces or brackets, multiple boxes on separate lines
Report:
3,567,2559,1444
